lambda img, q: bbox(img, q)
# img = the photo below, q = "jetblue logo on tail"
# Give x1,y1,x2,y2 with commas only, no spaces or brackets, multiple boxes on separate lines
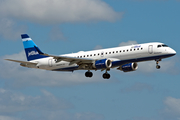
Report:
28,51,39,57
25,48,47,61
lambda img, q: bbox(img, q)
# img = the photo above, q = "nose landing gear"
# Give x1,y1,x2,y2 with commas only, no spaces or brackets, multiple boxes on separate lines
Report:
155,59,161,69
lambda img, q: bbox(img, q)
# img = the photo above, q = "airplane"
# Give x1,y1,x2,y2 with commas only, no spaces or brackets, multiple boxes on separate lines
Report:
5,34,176,79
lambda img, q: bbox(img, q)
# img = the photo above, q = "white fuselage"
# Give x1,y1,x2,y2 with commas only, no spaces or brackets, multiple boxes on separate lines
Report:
27,42,176,71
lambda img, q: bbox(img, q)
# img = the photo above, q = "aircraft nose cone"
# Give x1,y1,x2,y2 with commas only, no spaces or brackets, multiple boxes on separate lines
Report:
171,49,176,55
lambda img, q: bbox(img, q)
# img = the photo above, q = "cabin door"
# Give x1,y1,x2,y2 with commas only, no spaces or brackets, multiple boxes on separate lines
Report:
148,45,153,54
48,59,53,67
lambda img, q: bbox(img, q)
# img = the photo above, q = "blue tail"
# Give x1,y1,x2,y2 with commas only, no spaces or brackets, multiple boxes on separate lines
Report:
21,34,48,61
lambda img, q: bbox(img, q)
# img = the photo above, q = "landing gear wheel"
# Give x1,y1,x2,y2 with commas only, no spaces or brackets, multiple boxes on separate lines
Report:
156,65,161,69
85,71,93,78
103,73,110,79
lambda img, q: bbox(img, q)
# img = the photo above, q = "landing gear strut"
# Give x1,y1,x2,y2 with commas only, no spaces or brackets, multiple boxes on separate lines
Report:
85,71,93,78
155,59,161,69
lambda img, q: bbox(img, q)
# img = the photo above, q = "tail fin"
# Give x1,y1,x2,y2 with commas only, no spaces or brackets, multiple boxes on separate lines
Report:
21,34,48,61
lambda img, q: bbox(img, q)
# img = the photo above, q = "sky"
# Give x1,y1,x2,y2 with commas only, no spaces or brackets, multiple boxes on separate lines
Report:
0,0,180,120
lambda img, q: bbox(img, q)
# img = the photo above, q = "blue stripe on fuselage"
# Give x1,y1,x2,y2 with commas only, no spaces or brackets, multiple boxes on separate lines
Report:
52,54,176,71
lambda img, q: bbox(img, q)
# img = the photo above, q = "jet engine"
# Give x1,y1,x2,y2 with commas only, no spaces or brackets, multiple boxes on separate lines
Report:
93,59,112,69
118,63,138,72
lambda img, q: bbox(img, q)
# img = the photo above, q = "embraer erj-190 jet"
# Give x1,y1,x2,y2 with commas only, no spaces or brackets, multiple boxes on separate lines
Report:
6,34,176,79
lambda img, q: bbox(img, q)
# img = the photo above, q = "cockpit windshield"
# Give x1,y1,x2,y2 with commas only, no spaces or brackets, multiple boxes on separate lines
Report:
157,44,168,48
162,44,168,47
157,45,162,48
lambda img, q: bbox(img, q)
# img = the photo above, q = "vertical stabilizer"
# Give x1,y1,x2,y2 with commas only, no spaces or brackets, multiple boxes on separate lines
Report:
21,34,47,61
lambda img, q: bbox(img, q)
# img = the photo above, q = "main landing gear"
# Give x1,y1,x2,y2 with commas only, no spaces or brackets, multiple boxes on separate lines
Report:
85,70,110,79
102,72,110,79
155,59,161,69
85,71,93,78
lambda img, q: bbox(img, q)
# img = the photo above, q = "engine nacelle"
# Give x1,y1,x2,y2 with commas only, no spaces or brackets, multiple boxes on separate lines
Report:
93,59,112,69
119,63,138,72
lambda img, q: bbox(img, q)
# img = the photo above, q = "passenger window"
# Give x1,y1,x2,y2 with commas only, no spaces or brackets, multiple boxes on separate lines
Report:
137,48,139,50
90,54,92,56
87,55,89,57
123,50,125,52
116,51,118,53
130,49,132,51
106,52,107,54
113,51,114,53
127,50,128,52
141,48,143,50
98,53,100,56
134,49,136,51
94,54,96,56
80,56,82,58
109,52,111,54
120,50,121,53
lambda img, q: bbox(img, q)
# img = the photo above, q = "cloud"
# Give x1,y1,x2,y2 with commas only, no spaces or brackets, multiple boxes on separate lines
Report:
119,41,138,46
0,0,123,24
94,45,103,50
0,88,73,114
0,18,26,40
160,97,180,120
126,96,180,120
0,0,123,40
164,97,180,115
0,88,104,120
23,111,104,120
126,116,153,120
0,115,20,120
49,27,67,41
1,51,110,88
131,0,169,1
120,82,153,93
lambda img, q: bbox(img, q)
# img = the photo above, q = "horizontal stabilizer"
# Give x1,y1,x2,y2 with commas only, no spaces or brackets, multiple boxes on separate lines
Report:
5,59,38,65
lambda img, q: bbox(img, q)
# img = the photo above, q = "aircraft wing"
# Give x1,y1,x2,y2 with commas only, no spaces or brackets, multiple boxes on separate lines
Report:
41,53,94,65
5,59,38,65
34,46,95,65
